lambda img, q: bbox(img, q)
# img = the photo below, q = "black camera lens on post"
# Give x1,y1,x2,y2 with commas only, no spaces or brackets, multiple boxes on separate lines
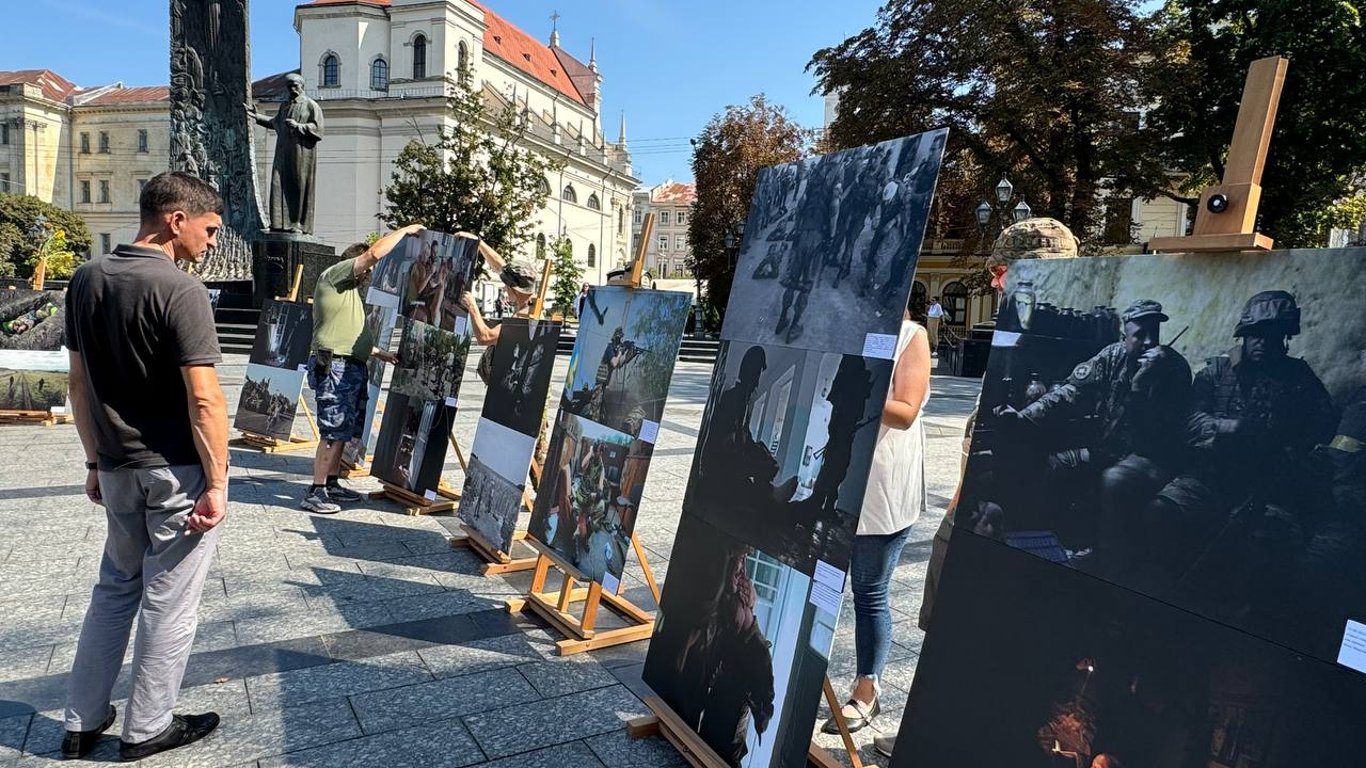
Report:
1207,193,1230,214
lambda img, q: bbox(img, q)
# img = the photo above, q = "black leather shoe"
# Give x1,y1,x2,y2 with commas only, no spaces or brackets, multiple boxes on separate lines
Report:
61,705,116,759
821,697,880,734
119,712,220,762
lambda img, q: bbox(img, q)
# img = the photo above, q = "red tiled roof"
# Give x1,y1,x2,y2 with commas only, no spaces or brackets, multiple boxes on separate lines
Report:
469,2,586,105
0,69,78,103
80,86,170,106
300,0,587,106
652,182,697,205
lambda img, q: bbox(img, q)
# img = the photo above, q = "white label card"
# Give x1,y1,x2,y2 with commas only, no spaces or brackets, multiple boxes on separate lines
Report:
814,559,847,592
601,571,621,595
423,489,437,501
444,396,458,407
297,364,308,372
809,582,842,616
1338,619,1366,674
639,420,661,444
862,333,897,360
455,316,469,336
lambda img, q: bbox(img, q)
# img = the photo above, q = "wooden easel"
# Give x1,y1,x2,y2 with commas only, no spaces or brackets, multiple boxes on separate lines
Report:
504,249,664,654
450,257,556,572
627,677,867,768
505,533,661,655
230,265,321,454
1150,56,1288,253
368,431,467,516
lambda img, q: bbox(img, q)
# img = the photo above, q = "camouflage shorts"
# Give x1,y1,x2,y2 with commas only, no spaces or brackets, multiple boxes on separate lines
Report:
308,355,369,442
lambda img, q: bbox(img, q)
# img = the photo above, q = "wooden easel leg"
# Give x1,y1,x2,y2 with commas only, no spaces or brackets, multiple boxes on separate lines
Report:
816,675,865,768
631,531,662,604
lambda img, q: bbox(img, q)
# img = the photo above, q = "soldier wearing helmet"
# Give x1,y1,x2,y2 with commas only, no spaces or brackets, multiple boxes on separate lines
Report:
696,345,784,508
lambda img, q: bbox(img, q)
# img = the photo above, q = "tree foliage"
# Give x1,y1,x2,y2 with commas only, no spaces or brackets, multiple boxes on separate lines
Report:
686,95,809,315
549,236,584,318
1142,0,1366,246
0,193,91,278
809,0,1160,247
382,77,561,264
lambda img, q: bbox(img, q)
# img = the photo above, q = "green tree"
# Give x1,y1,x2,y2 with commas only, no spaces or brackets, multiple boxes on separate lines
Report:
550,236,584,318
1142,0,1366,246
687,95,809,316
0,193,92,278
381,77,561,265
808,0,1163,246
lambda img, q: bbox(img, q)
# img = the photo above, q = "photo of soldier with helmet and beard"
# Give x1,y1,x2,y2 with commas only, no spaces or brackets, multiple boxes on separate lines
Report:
959,247,1366,666
643,514,839,768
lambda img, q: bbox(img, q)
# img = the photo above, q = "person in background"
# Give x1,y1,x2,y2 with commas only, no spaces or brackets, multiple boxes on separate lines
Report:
301,224,424,514
576,283,590,321
823,307,932,735
62,172,228,761
462,237,540,350
926,296,945,351
872,217,1079,758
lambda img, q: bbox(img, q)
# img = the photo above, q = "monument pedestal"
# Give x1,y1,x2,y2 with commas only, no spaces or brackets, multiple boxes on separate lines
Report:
251,235,338,307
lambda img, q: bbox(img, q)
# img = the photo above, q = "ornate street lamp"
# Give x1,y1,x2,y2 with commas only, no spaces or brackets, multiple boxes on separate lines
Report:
975,199,993,229
994,176,1014,205
1012,198,1033,223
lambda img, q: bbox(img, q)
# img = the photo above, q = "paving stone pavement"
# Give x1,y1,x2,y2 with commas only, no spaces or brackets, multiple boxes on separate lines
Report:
0,349,972,767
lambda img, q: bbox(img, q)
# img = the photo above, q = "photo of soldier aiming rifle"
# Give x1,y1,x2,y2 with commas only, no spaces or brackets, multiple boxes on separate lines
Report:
962,269,1366,664
566,326,650,425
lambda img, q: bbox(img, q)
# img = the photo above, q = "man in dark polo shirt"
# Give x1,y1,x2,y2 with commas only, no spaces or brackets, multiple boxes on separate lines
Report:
61,172,228,761
302,224,422,513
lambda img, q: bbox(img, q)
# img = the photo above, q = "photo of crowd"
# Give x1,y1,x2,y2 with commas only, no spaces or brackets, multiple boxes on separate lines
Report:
459,418,536,553
233,363,305,440
390,319,470,403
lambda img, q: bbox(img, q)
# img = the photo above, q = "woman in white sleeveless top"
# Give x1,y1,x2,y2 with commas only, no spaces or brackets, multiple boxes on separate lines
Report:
823,312,931,734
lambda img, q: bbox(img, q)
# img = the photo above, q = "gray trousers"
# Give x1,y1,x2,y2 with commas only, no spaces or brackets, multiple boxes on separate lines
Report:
64,465,220,744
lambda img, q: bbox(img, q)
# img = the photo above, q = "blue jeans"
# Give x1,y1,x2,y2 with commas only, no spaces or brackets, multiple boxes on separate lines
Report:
851,526,915,679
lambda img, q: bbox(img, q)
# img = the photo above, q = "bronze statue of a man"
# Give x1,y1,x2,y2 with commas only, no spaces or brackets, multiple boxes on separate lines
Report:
246,74,323,235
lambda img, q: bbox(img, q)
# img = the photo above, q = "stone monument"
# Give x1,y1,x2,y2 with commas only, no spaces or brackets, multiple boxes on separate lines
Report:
169,0,338,306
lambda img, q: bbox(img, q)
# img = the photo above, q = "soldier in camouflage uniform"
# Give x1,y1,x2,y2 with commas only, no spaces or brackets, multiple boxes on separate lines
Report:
996,299,1193,576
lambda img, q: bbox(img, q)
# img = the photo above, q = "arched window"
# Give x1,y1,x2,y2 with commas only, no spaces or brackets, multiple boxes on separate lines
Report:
562,184,577,204
587,244,596,268
370,58,388,91
457,41,470,81
910,281,928,315
412,34,428,80
537,176,551,195
536,233,546,259
586,193,601,211
321,53,340,88
942,281,969,326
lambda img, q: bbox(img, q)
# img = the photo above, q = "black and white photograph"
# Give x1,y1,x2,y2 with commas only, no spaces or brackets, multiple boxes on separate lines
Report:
371,393,456,496
642,513,838,768
458,417,537,554
233,363,306,440
894,532,1366,768
249,299,313,370
959,247,1366,666
684,341,893,574
527,412,654,584
563,286,691,437
480,317,561,437
721,129,944,355
0,350,68,412
389,319,471,403
366,233,419,307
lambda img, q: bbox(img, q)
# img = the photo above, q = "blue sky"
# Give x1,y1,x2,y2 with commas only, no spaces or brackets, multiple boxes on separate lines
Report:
4,0,885,185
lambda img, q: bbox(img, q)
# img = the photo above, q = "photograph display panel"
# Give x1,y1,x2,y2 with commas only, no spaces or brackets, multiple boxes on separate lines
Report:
893,532,1366,768
527,411,654,584
370,392,456,496
344,275,407,467
957,248,1366,666
720,129,944,355
233,363,305,440
395,231,479,333
390,319,471,403
481,318,561,437
562,287,691,437
458,418,536,553
684,340,892,574
249,299,313,370
0,350,68,411
0,289,65,351
641,514,839,768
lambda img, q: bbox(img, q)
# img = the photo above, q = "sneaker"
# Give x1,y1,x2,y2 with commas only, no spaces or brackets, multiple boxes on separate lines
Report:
873,730,898,758
325,482,362,502
119,712,220,762
301,487,341,514
61,705,116,759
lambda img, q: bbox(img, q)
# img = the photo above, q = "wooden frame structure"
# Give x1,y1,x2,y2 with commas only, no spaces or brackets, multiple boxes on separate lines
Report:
1150,56,1289,253
230,265,321,454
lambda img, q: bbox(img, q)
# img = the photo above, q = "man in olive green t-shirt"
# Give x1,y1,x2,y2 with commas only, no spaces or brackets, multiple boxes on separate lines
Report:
302,224,423,514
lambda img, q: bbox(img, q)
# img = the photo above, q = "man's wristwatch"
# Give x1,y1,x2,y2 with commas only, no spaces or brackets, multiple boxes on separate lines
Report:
85,461,97,470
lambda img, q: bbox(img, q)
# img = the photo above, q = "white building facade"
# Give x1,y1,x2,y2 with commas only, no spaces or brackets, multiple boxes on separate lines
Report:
2,0,637,284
